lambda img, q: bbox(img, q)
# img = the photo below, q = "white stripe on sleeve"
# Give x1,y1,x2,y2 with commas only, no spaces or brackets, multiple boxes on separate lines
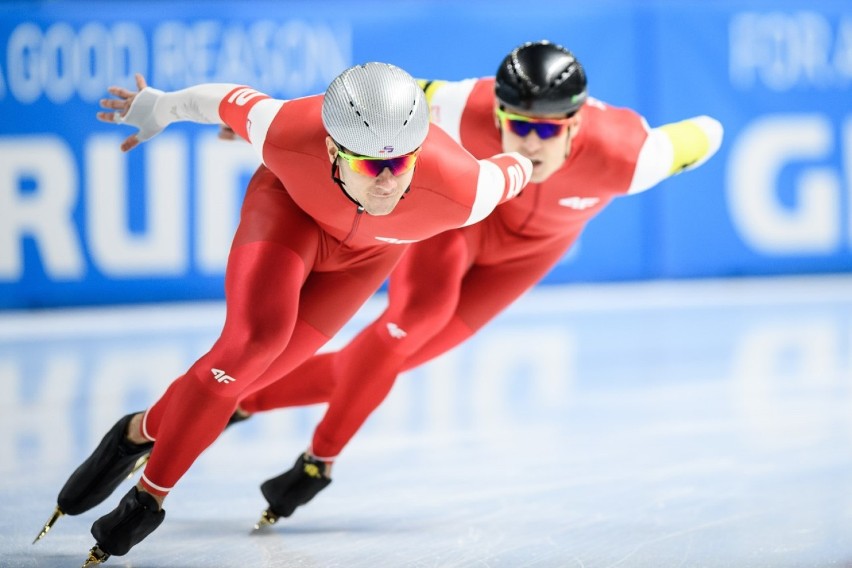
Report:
428,78,478,144
463,159,507,226
627,124,674,195
246,98,285,163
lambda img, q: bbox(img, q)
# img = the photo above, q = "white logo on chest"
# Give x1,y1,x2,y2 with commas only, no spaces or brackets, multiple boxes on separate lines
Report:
374,236,419,244
558,197,600,210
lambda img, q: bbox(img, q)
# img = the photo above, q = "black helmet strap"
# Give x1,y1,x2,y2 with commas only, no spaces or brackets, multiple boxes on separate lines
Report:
330,158,363,207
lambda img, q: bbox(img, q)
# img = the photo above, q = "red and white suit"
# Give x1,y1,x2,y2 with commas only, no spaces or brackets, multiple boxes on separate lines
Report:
238,77,723,461
136,86,532,495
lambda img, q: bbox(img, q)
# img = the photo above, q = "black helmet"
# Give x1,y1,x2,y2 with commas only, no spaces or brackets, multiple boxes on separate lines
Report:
495,40,588,116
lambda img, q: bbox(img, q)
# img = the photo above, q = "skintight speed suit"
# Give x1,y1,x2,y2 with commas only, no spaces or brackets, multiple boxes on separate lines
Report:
238,77,724,462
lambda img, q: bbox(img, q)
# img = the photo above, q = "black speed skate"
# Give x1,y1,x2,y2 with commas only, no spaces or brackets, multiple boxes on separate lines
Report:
33,413,152,544
34,409,250,544
253,453,332,530
82,486,165,566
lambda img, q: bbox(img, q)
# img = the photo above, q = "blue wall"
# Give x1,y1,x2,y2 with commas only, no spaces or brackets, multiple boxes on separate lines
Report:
1,0,850,308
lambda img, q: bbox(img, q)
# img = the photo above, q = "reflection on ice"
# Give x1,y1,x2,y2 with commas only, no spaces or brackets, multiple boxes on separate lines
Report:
3,276,852,567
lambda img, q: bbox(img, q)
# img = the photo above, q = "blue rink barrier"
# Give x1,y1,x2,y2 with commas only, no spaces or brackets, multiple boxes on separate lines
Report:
0,0,850,309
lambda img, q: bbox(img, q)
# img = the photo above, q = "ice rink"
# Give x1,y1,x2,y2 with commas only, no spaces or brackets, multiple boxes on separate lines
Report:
3,275,852,567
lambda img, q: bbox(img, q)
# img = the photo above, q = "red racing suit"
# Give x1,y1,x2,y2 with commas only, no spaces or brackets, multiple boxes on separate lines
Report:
137,86,532,495
238,77,709,461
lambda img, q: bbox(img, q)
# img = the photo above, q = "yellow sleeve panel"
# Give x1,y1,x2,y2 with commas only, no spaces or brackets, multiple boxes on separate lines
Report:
658,119,711,175
416,80,448,106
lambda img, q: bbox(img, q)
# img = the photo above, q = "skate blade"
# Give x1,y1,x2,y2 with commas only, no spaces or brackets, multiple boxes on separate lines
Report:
81,544,110,567
127,454,149,479
32,506,65,544
252,508,279,532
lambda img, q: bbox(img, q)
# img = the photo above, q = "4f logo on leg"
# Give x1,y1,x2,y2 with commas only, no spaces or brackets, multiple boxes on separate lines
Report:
212,368,236,384
386,322,408,339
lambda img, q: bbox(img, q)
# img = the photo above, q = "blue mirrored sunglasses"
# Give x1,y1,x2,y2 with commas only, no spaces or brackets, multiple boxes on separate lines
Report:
495,108,574,140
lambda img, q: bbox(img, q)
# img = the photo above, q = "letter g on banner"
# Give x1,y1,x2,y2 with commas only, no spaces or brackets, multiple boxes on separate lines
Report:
727,113,842,255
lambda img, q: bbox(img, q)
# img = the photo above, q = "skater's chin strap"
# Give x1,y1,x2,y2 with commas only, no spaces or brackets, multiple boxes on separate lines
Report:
330,160,362,207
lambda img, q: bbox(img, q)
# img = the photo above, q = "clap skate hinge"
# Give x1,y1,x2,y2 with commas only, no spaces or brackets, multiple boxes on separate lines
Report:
81,544,110,567
252,508,280,531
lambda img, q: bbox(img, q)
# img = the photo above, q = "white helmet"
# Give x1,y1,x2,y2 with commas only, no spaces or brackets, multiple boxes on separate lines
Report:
322,62,429,158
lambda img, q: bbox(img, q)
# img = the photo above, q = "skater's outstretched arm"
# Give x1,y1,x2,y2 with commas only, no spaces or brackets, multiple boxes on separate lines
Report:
96,72,243,152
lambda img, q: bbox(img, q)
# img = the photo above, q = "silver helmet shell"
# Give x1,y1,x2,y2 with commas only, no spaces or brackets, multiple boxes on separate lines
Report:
322,62,429,158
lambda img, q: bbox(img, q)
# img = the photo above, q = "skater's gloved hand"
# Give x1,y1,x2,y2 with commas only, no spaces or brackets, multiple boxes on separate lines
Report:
97,73,167,152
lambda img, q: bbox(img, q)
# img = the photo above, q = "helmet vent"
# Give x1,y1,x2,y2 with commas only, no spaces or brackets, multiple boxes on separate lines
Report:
549,65,573,90
349,100,369,128
509,49,539,96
